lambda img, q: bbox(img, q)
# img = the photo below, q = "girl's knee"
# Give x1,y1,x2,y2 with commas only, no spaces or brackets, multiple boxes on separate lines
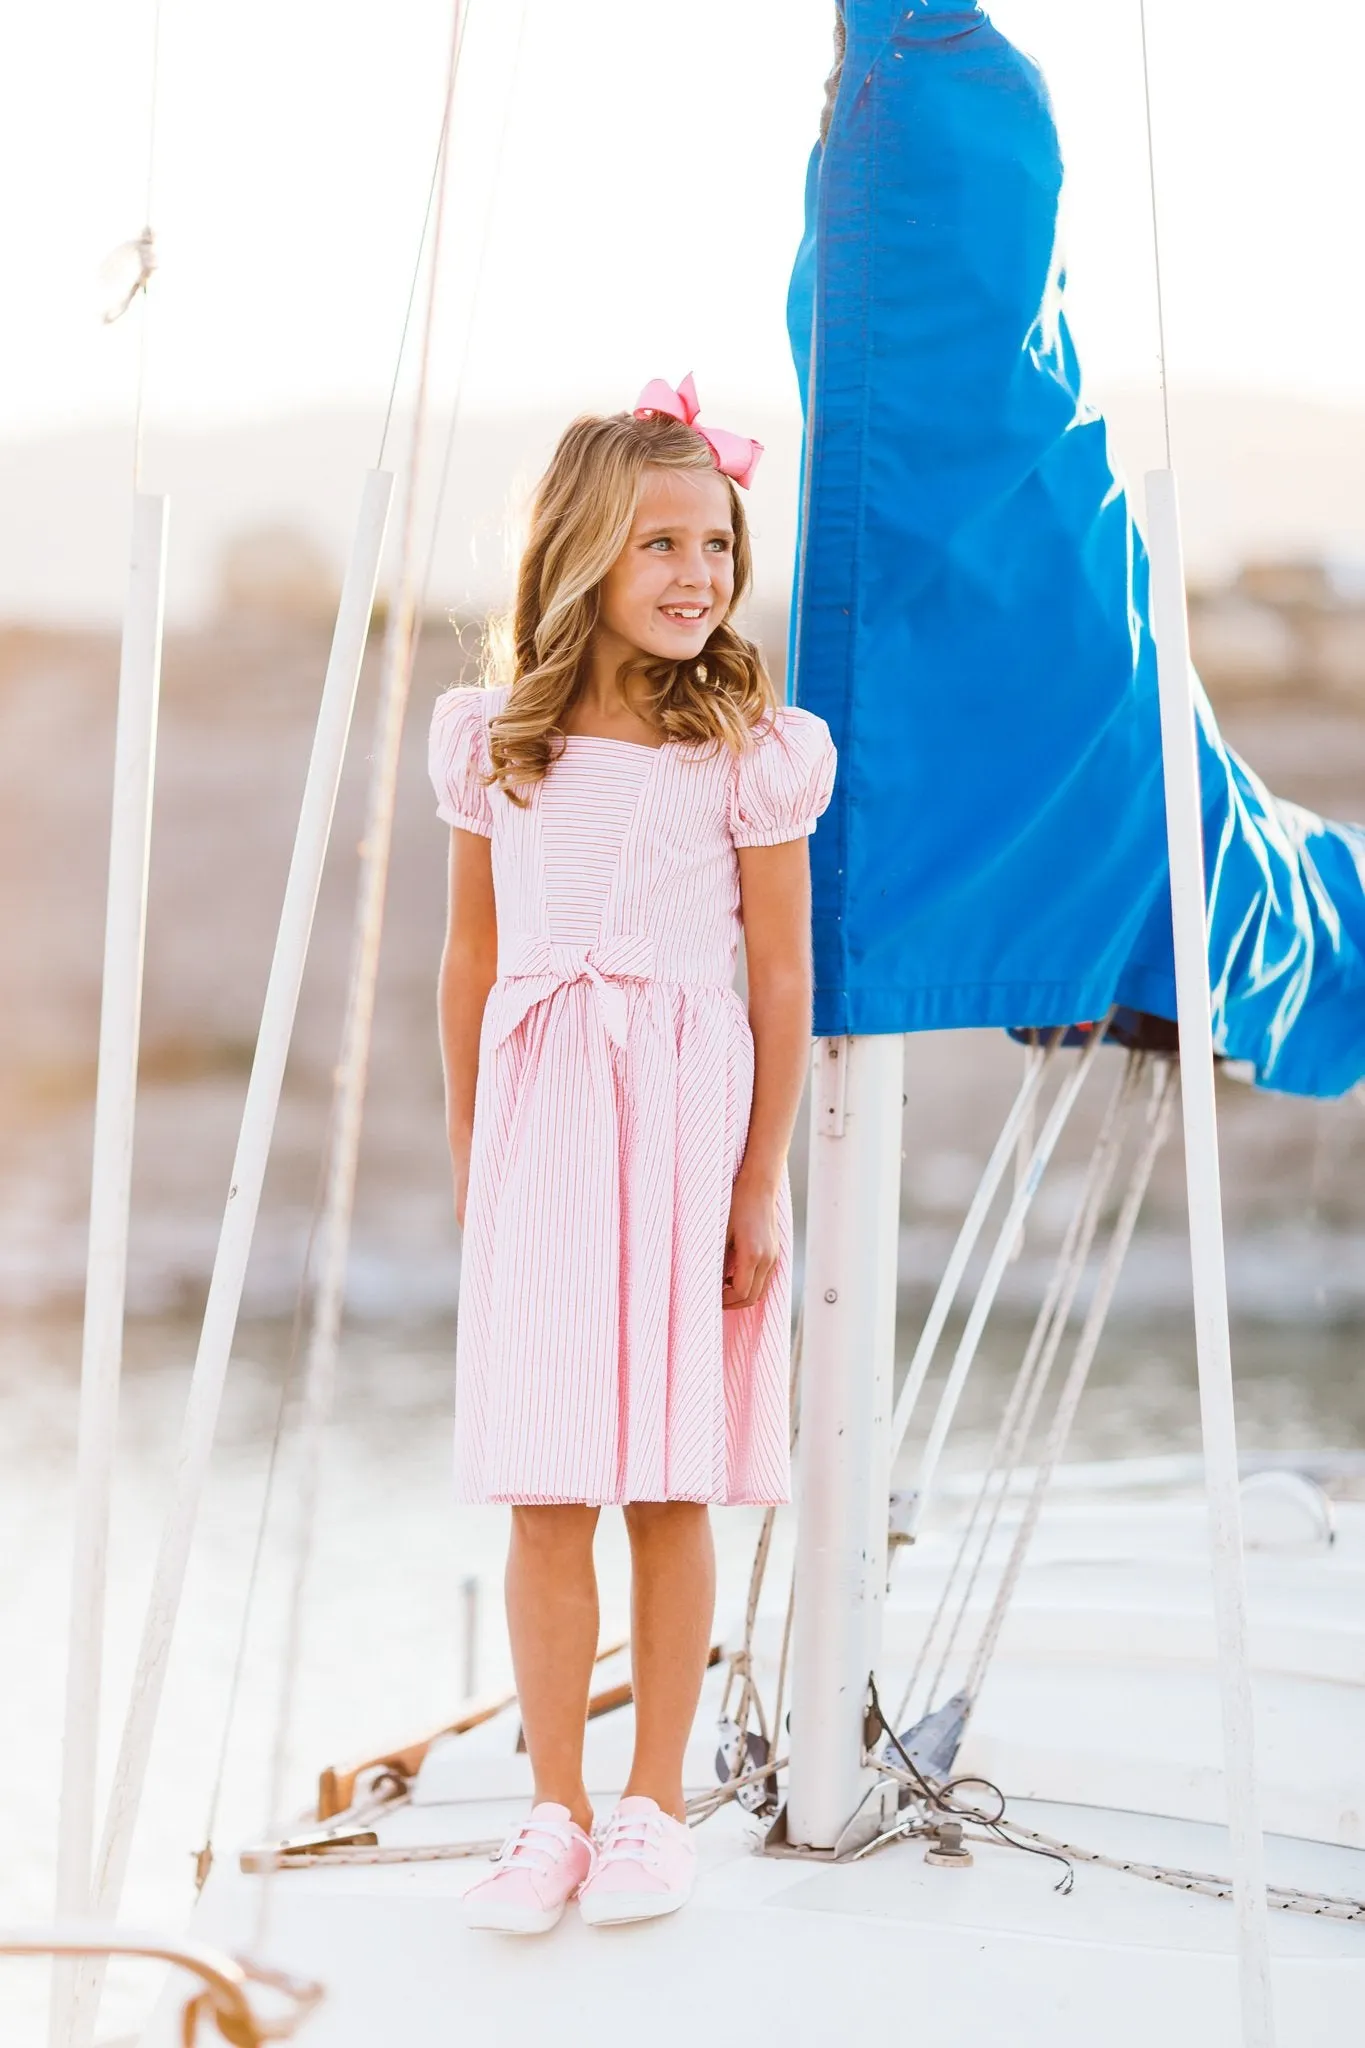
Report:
510,1503,600,1553
623,1500,710,1544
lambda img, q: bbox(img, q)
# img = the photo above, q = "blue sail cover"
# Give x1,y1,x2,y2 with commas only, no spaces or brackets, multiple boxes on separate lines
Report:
788,0,1365,1098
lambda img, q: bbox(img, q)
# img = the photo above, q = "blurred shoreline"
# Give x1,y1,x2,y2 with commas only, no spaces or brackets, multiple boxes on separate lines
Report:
9,387,1365,628
2,608,1363,1333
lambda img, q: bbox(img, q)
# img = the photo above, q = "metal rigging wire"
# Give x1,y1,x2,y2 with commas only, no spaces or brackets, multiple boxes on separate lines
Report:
376,1,475,471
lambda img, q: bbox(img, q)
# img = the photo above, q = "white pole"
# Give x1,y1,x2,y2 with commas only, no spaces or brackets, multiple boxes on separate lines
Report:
460,1575,480,1702
786,1033,903,1850
1145,466,1276,2048
68,470,392,2042
49,494,167,2048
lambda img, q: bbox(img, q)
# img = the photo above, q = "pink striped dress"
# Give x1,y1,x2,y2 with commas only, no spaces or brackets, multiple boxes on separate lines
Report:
428,683,837,1507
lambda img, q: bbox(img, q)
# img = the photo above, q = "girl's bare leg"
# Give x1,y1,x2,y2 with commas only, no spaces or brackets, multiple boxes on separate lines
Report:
505,1503,601,1833
621,1502,716,1822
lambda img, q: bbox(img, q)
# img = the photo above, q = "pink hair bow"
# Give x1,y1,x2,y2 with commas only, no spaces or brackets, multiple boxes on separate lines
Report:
633,373,763,489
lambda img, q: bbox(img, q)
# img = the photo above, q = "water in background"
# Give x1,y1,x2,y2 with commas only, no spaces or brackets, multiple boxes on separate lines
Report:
3,1306,1363,2044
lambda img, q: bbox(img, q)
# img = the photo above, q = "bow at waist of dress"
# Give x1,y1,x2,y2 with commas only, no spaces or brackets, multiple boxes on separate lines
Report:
489,933,737,1051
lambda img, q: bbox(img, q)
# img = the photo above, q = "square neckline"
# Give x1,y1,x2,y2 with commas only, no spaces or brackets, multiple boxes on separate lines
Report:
558,732,671,754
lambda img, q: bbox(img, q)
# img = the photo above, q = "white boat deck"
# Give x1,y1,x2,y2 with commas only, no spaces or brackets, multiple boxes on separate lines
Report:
141,1488,1365,2047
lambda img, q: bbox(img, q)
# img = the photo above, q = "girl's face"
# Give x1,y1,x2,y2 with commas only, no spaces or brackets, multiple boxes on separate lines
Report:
596,464,737,665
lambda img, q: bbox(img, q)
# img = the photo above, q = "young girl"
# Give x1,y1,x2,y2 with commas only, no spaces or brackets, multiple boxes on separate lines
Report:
428,376,835,1934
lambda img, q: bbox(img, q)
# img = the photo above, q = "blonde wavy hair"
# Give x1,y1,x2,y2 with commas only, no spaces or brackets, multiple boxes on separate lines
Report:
481,409,778,804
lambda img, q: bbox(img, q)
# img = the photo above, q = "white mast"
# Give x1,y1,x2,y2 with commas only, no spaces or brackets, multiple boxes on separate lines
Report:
1145,467,1276,2047
786,1034,904,1849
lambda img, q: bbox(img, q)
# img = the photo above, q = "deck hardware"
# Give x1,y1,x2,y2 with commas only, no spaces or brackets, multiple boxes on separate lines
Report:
239,1825,379,1873
925,1820,973,1868
318,1636,636,1818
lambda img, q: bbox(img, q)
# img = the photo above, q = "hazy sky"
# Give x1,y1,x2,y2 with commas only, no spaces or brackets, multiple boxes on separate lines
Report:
6,1,1365,444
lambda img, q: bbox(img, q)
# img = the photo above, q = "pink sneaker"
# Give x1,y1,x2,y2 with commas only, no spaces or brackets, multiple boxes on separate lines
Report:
578,1796,697,1926
462,1803,595,1933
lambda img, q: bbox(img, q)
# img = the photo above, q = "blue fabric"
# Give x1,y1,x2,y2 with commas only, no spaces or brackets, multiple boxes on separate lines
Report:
788,0,1365,1098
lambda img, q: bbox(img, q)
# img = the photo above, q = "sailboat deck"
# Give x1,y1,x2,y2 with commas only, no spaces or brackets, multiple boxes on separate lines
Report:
139,1490,1365,2047
148,1748,1365,2048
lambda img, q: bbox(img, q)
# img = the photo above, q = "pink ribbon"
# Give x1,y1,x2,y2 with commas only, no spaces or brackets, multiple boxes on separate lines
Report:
633,373,763,489
491,933,658,1051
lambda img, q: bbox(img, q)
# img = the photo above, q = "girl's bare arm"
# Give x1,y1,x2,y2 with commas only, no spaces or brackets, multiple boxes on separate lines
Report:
439,826,498,1226
726,838,814,1307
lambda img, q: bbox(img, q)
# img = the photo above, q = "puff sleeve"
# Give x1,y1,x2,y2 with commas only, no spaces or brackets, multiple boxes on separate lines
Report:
428,687,495,837
729,705,837,848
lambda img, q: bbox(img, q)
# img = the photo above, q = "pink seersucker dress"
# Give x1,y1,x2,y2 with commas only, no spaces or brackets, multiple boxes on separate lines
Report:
427,683,837,1507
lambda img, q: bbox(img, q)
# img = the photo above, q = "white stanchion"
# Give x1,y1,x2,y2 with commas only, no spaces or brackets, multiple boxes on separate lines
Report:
49,494,167,2048
67,470,392,2043
1146,466,1276,2048
786,1034,904,1850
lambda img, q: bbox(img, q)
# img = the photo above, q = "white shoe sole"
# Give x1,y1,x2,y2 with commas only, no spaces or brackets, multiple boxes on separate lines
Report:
578,1887,692,1927
462,1897,566,1934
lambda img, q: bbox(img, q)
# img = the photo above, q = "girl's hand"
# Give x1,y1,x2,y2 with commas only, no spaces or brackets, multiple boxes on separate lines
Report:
723,1171,780,1310
451,1137,472,1231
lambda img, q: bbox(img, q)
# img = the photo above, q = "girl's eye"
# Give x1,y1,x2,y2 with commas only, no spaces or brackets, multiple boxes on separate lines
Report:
705,538,732,553
647,537,673,551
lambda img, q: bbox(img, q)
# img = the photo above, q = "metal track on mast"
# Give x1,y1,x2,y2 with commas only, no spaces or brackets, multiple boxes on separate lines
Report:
785,1034,904,1852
